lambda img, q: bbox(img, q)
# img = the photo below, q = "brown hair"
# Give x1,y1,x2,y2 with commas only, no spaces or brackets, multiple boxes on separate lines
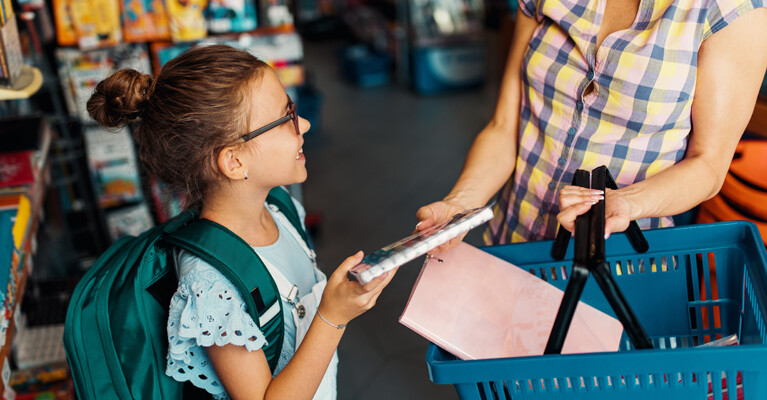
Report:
87,44,270,210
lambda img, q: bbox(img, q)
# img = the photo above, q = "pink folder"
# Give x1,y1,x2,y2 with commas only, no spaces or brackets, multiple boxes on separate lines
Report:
400,242,624,360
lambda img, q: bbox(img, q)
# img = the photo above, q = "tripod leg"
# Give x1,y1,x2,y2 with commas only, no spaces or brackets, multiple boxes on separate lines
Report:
551,170,591,260
544,264,590,354
591,262,654,349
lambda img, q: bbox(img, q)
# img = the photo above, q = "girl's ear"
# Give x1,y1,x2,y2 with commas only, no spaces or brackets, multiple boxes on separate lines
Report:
216,146,247,181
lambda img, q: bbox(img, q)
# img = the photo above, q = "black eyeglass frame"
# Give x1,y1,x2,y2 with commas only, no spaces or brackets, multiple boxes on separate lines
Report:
241,97,299,142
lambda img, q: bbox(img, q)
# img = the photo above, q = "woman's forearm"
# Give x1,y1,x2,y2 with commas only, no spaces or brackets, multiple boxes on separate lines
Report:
445,10,541,208
615,155,726,221
445,121,518,208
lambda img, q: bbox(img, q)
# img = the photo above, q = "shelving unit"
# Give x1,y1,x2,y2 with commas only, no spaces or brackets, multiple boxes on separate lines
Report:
0,65,42,100
0,116,52,396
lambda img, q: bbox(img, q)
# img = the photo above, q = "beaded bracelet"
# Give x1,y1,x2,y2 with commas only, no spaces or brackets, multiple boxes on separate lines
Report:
317,309,346,330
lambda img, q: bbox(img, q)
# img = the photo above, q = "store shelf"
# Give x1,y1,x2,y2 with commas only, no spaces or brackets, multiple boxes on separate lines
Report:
0,117,52,395
0,66,43,100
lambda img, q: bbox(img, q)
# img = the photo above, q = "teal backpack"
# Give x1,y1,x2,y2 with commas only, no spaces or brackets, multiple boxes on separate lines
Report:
64,187,311,399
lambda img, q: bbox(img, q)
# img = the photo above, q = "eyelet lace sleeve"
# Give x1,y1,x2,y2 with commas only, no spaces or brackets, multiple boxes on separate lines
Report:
166,255,268,399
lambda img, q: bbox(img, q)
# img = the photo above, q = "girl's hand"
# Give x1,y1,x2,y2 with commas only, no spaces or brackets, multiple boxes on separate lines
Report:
317,252,395,327
415,200,470,254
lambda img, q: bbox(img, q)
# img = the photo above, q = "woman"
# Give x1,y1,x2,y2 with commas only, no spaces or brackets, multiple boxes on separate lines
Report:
416,0,767,244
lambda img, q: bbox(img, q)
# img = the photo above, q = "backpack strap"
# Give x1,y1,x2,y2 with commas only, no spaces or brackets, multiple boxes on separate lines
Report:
163,219,284,373
266,187,312,249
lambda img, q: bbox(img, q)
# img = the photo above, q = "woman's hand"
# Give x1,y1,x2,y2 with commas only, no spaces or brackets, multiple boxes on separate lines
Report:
415,199,471,253
317,252,395,327
557,186,633,238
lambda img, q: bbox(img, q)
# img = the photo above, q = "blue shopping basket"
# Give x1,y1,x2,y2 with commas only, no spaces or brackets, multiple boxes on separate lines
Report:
425,221,767,400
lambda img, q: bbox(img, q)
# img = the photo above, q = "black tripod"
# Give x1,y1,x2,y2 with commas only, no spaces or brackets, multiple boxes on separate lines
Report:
544,166,653,354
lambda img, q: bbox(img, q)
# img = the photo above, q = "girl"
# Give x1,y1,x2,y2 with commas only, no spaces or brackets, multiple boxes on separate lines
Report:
87,44,394,399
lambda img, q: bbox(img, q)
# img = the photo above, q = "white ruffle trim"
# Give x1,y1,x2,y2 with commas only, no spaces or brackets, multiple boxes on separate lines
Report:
166,268,268,398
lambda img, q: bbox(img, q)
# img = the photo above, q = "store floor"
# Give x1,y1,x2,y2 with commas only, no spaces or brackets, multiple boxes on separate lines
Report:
300,37,502,400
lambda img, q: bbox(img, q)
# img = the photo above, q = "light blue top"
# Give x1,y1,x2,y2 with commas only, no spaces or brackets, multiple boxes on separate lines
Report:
165,204,318,399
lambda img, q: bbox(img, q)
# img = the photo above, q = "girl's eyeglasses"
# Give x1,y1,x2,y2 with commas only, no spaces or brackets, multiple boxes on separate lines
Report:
241,97,299,142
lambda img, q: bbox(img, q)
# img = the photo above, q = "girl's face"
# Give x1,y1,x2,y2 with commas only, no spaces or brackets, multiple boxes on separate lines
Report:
242,69,310,187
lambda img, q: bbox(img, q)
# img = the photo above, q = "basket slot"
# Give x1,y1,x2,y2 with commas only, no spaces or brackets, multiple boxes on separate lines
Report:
608,375,625,391
491,380,510,399
476,381,500,400
539,267,548,281
629,374,643,390
639,373,650,388
663,372,683,388
683,371,695,388
584,376,597,391
521,379,534,394
554,377,569,393
545,377,558,393
574,376,588,392
596,376,609,392
743,270,767,344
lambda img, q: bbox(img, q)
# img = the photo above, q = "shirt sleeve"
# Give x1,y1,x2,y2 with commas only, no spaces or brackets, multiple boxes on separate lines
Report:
517,0,539,20
703,0,765,40
167,252,268,361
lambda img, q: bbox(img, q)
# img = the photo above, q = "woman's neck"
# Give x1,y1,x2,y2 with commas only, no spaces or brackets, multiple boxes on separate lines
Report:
199,186,279,247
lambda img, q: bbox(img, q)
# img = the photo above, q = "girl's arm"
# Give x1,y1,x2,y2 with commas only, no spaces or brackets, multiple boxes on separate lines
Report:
558,9,767,235
415,9,539,233
207,252,394,400
206,318,344,400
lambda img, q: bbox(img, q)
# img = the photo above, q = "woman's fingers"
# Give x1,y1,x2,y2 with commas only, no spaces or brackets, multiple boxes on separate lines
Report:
415,205,437,232
556,200,598,232
559,186,604,210
559,185,604,195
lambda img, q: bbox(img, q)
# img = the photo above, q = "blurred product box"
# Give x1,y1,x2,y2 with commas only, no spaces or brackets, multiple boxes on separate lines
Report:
339,45,391,88
1,16,24,88
410,41,485,95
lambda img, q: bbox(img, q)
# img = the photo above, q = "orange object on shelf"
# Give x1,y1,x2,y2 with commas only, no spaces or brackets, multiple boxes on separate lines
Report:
720,172,767,221
697,195,767,245
728,140,767,190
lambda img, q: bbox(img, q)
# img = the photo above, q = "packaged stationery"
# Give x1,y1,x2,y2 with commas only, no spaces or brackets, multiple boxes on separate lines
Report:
165,0,207,42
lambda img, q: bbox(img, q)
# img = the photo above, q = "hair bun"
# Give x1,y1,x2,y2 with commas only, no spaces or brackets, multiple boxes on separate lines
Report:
87,69,153,128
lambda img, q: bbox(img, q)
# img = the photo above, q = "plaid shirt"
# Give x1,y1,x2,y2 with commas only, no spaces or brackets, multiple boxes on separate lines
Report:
485,0,766,244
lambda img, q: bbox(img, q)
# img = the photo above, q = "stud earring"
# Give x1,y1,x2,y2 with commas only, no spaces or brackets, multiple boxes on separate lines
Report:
243,171,249,180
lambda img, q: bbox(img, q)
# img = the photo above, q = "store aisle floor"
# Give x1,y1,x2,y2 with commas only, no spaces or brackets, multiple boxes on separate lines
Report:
300,37,502,400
